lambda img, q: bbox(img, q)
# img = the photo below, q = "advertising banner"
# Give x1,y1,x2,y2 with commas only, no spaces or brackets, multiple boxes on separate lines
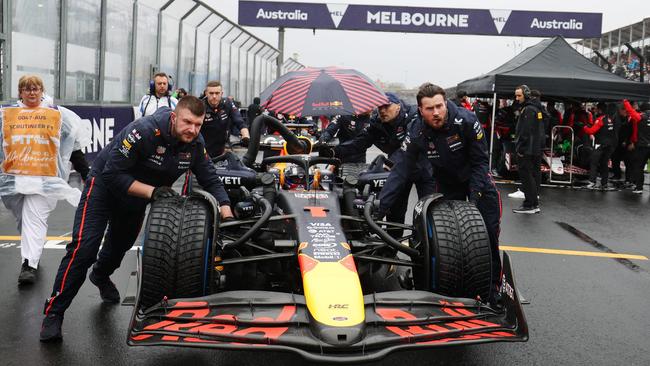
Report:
63,105,135,162
239,1,602,38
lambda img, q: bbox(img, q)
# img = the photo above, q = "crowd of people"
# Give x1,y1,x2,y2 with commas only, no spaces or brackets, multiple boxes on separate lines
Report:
2,71,648,342
591,45,650,83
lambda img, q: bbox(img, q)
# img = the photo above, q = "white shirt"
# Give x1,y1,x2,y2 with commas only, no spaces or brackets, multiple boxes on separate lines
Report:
138,94,178,117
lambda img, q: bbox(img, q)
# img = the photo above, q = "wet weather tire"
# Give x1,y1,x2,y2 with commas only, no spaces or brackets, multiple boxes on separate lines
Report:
424,200,492,301
140,196,214,309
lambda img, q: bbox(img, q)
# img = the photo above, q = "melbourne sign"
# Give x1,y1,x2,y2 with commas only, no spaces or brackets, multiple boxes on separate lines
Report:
239,1,602,38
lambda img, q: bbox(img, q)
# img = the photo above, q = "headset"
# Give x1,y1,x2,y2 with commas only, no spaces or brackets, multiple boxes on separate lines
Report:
519,84,531,99
149,74,173,95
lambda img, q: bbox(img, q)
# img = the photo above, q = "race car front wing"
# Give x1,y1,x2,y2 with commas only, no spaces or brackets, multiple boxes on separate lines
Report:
128,252,527,363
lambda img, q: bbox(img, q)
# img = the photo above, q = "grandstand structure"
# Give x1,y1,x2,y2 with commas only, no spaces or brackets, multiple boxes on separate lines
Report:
573,17,650,84
0,0,284,106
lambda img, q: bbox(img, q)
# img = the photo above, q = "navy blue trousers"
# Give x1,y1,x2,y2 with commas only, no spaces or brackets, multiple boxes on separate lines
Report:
45,174,145,315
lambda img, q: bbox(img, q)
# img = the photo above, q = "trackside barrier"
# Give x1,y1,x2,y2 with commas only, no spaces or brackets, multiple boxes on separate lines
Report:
549,125,574,185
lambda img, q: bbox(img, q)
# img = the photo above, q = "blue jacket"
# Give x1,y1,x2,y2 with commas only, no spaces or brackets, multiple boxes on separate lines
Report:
321,114,370,163
379,101,492,212
93,107,230,209
200,98,246,157
334,101,417,163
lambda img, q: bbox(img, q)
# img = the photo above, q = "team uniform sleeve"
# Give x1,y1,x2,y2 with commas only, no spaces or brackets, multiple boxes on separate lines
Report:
379,130,429,214
228,101,246,130
334,124,375,158
191,143,231,206
465,118,491,196
583,117,603,135
320,116,341,142
101,122,148,196
138,95,150,116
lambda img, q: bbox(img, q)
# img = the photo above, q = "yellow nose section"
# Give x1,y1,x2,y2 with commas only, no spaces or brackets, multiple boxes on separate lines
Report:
299,254,365,326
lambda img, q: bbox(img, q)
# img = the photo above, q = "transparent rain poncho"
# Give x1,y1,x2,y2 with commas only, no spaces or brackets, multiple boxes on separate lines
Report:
0,101,92,206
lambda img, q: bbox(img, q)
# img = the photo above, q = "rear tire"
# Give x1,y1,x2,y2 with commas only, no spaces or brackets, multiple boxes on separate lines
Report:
420,200,492,301
140,196,214,309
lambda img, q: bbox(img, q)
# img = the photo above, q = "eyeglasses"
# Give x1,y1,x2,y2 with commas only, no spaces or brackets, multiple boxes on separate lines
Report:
21,87,42,94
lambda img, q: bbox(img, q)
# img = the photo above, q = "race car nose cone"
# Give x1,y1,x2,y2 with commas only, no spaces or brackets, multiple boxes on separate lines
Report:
317,326,364,346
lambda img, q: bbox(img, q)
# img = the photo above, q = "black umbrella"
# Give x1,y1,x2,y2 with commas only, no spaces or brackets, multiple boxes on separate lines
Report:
261,67,389,117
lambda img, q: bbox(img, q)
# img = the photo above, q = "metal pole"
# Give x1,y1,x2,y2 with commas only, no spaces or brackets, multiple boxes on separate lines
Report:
191,13,212,95
156,1,175,72
488,92,497,171
251,44,265,99
277,27,284,79
229,32,246,100
98,0,107,101
58,0,68,100
243,40,259,105
206,19,224,82
176,3,200,90
129,0,139,103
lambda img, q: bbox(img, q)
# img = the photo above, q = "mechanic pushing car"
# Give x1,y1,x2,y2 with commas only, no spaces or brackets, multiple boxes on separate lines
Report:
319,93,418,233
200,80,250,158
379,83,502,300
317,112,371,163
40,96,233,342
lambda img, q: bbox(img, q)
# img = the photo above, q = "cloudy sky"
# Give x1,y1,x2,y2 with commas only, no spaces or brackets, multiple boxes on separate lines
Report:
213,0,648,88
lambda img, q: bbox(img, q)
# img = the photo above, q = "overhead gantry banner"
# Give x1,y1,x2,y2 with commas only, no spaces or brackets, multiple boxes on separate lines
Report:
238,1,602,38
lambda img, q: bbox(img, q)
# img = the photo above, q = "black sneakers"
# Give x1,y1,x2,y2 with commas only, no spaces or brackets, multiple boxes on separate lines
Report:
512,205,540,214
18,259,37,285
40,313,63,342
89,271,120,303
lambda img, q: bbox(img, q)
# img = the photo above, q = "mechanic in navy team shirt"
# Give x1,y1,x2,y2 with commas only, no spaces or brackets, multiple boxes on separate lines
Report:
40,96,233,342
379,83,502,298
200,80,250,157
319,93,418,234
317,112,371,163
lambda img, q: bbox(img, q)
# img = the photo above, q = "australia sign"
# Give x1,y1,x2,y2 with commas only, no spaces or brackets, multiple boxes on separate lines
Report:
239,1,602,38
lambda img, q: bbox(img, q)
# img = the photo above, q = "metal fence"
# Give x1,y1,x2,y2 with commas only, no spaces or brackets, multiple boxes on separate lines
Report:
0,0,280,106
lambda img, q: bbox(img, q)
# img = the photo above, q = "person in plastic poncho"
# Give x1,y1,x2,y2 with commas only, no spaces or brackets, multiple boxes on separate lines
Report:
0,75,91,285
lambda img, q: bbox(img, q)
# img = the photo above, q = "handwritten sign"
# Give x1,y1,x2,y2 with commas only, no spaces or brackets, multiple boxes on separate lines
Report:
2,107,62,177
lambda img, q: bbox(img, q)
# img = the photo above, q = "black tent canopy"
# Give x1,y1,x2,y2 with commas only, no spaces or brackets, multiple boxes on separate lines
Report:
456,36,650,101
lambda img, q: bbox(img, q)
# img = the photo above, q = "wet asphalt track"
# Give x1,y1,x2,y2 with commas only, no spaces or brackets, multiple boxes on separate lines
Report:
1,153,650,366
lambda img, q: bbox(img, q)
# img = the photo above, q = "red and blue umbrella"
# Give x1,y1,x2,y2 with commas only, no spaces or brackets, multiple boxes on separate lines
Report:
260,67,389,117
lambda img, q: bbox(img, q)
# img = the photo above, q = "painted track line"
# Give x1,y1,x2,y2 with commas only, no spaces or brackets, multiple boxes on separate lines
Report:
0,235,647,260
501,245,648,260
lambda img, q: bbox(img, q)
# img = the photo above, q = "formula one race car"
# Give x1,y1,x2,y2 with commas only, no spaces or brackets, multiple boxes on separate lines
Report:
127,115,528,362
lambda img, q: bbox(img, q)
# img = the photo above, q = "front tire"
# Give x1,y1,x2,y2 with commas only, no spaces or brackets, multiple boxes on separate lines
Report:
414,200,492,301
139,196,214,309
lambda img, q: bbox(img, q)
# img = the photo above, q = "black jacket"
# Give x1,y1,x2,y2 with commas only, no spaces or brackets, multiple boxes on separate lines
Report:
379,101,493,213
246,103,261,126
200,98,246,157
515,99,544,156
334,101,417,163
93,107,230,210
321,114,370,163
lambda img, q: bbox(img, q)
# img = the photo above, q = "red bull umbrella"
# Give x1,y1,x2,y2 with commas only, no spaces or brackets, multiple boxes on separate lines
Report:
260,66,389,117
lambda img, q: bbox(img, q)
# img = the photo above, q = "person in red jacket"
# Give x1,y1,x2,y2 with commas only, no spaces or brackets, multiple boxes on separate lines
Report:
623,100,650,194
583,103,619,190
454,90,474,112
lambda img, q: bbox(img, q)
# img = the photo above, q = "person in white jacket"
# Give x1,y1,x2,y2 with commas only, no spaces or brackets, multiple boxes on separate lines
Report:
137,72,178,117
0,75,91,284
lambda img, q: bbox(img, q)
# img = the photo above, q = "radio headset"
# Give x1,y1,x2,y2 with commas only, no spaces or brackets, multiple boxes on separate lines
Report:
520,84,531,99
142,74,174,115
149,74,173,96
